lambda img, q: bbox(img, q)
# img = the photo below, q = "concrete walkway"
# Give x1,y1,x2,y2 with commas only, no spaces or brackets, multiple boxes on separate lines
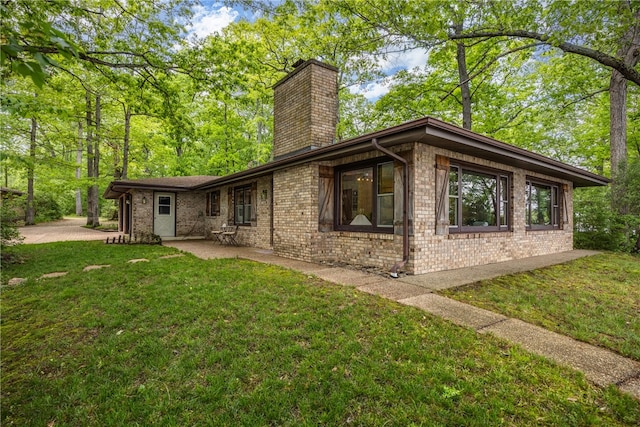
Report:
165,240,640,400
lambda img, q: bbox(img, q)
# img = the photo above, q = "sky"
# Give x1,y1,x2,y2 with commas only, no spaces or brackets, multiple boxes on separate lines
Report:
186,1,428,101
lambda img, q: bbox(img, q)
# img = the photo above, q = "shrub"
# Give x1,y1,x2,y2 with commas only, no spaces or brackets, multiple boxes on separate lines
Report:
33,193,63,222
1,197,24,264
574,158,640,253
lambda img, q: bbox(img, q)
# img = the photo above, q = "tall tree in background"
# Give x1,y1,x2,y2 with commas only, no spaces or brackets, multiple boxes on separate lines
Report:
445,1,639,194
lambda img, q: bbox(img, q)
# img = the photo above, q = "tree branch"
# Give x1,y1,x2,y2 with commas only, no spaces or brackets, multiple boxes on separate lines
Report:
439,42,544,102
449,29,640,85
560,88,610,110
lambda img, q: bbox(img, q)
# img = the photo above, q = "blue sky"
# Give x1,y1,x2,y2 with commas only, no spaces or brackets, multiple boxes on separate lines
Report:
187,1,429,100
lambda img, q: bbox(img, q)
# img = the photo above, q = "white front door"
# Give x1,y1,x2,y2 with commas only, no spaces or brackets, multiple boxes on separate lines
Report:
153,192,175,237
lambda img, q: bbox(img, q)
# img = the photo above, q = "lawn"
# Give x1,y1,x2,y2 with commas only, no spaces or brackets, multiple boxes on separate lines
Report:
439,253,640,362
2,242,639,426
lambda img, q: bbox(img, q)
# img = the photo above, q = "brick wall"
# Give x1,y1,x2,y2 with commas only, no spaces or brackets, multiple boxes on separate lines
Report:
273,60,338,159
274,142,575,274
272,164,319,260
203,175,273,249
175,191,207,237
131,190,153,235
410,144,574,274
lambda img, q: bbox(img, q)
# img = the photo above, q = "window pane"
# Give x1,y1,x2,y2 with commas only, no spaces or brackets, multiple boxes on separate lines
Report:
552,187,560,226
449,168,459,196
378,162,394,194
235,205,244,224
461,170,497,226
377,194,394,227
340,167,373,226
158,196,171,215
449,199,458,227
449,167,459,227
530,183,552,226
500,176,508,226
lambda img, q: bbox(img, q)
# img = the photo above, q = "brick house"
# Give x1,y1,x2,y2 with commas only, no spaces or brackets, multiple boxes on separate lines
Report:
105,59,608,275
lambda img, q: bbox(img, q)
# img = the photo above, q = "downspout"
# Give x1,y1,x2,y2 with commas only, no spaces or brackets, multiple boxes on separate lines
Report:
371,138,409,278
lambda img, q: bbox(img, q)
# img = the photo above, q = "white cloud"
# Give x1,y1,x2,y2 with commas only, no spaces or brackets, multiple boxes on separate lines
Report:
352,81,391,101
377,47,428,73
352,47,429,101
187,4,238,39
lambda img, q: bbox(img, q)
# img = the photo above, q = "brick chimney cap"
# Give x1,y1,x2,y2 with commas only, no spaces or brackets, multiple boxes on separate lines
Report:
273,59,338,89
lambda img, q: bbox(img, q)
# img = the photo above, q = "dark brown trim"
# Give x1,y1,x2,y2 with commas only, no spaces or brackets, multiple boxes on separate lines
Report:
334,157,395,234
448,163,512,234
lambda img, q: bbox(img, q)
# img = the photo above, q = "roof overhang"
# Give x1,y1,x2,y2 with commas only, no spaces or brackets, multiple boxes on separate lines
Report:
194,117,609,190
106,117,607,197
104,176,218,199
421,119,609,187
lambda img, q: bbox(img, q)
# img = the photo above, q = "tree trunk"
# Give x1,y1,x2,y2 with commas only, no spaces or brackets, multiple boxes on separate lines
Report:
75,120,83,216
456,45,472,129
90,95,101,226
454,23,472,130
610,4,639,215
25,117,36,225
122,104,131,179
610,71,628,174
86,92,100,227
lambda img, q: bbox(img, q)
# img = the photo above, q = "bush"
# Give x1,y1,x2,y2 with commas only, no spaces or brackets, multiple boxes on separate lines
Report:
574,158,640,253
1,197,24,264
33,193,63,222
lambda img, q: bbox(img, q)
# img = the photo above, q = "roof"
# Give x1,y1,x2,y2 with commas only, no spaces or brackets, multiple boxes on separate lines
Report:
104,116,609,199
104,176,218,199
193,116,609,190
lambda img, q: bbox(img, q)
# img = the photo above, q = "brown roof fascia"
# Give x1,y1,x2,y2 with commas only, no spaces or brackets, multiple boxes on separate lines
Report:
423,118,610,187
194,116,608,190
193,118,432,191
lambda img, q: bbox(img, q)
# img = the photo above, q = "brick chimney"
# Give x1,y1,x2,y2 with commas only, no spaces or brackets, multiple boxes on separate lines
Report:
272,59,339,160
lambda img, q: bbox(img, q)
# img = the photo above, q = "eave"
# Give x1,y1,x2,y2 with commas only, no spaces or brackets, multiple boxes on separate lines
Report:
194,117,609,190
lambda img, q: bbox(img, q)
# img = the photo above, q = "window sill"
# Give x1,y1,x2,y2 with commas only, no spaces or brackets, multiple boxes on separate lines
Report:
335,231,395,240
447,231,511,239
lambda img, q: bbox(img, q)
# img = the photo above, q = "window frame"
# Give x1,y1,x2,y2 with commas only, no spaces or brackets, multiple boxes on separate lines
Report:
233,185,253,226
525,177,562,230
335,158,395,233
448,162,511,233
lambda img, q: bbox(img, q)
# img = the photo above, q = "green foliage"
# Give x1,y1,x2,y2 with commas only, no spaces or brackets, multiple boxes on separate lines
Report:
33,193,63,223
574,159,640,253
0,197,24,264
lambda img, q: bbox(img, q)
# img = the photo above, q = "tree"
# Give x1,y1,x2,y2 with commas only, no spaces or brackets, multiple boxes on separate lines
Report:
444,1,639,186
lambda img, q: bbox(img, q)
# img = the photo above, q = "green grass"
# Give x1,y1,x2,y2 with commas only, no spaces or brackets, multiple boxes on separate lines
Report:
440,253,640,361
2,242,639,426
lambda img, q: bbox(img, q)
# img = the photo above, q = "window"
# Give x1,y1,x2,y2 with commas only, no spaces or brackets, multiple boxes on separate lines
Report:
526,179,561,229
449,164,510,232
337,160,394,232
234,186,252,225
207,190,220,216
158,196,171,215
